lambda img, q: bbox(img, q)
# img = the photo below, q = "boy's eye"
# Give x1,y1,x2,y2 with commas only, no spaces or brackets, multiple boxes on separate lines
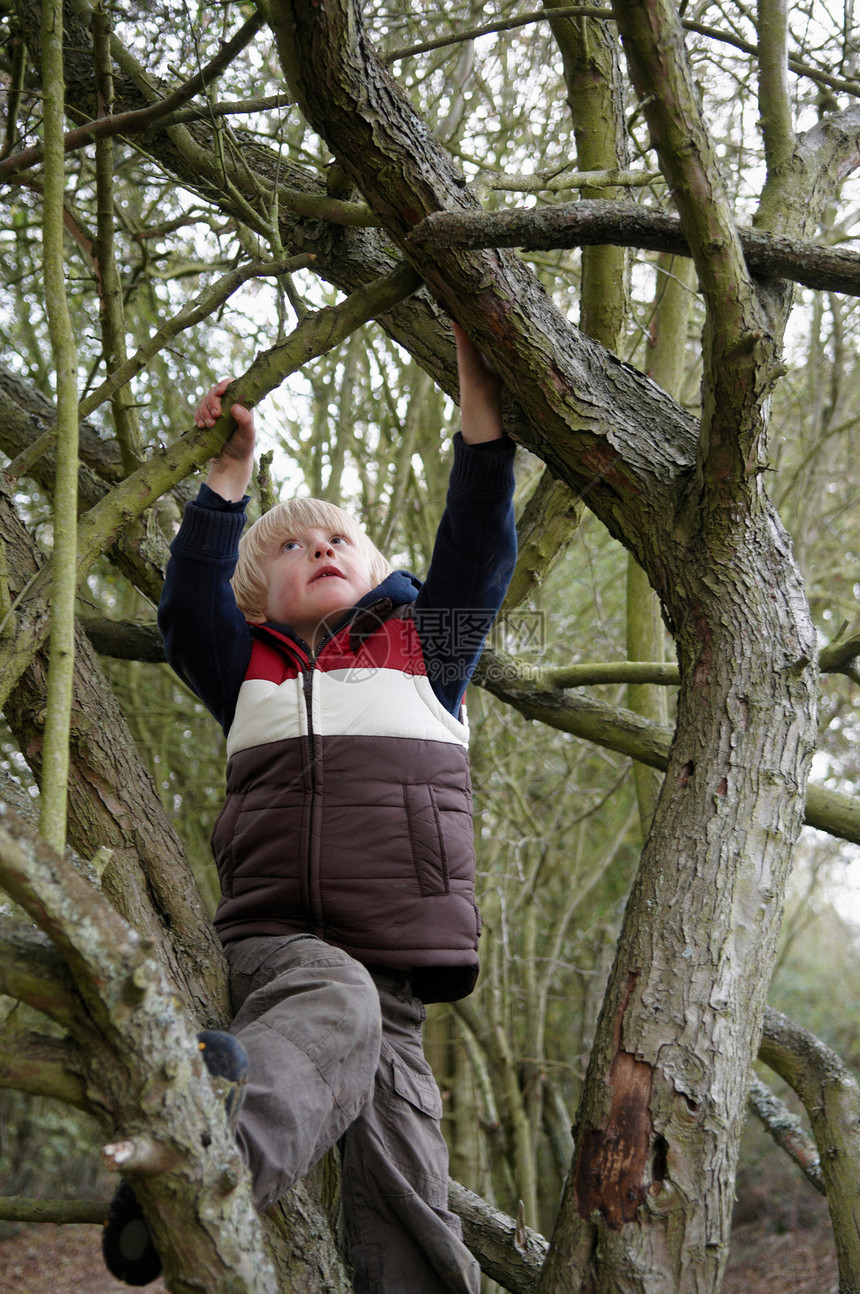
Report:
283,540,300,551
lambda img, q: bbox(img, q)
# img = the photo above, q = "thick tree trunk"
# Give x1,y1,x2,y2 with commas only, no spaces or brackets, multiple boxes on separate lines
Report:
538,524,817,1290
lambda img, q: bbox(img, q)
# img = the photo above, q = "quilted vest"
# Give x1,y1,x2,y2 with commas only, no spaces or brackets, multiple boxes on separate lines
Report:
210,602,480,1002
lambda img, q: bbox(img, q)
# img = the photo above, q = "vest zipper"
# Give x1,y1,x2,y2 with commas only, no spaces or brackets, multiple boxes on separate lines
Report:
299,598,391,932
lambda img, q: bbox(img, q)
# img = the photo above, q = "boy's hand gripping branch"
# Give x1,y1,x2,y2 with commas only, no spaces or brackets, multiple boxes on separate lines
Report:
452,322,504,445
196,376,257,502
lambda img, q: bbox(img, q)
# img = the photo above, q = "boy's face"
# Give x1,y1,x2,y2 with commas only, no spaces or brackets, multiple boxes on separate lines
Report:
256,524,375,647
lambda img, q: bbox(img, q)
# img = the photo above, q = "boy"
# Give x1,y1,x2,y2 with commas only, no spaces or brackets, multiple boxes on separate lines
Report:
106,325,516,1292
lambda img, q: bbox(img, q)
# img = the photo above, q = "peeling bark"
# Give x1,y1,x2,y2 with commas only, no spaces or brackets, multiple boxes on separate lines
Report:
573,975,655,1229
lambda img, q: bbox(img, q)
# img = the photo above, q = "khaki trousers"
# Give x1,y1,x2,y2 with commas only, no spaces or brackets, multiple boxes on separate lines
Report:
224,934,480,1294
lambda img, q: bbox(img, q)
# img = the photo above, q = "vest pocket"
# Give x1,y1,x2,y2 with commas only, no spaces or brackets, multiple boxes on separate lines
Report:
403,783,450,896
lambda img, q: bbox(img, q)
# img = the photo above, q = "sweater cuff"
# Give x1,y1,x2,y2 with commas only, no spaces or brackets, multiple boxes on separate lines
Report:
450,431,516,494
172,494,248,558
196,482,249,511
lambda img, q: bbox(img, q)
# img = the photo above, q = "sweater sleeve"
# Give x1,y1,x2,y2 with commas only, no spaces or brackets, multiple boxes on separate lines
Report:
157,486,253,735
415,433,517,714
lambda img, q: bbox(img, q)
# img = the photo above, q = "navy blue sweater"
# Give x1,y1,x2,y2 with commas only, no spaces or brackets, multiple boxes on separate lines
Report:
159,433,517,731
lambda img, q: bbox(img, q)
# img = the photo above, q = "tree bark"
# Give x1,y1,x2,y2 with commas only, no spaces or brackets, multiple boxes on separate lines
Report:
0,807,281,1294
408,187,860,296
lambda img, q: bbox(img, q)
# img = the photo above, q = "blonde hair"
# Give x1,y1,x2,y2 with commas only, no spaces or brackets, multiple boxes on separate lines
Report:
231,497,392,622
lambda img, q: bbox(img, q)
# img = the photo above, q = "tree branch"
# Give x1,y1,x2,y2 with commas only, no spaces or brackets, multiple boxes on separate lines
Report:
0,262,421,714
757,0,795,181
91,3,143,474
0,805,280,1293
448,1178,548,1294
0,1024,90,1108
0,11,265,183
38,0,80,853
611,0,753,316
478,166,657,196
409,198,860,298
0,1196,108,1224
820,632,860,682
1,497,227,1019
78,254,314,421
384,4,860,106
502,470,583,612
759,1007,860,1290
266,0,703,595
0,915,83,1030
747,1073,825,1195
78,615,165,662
0,372,171,607
473,646,860,845
384,6,612,62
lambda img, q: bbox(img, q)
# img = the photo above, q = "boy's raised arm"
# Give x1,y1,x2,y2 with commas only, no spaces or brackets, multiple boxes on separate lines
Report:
195,377,257,502
452,322,504,444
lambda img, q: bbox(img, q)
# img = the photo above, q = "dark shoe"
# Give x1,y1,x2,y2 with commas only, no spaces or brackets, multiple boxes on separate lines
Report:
102,1031,249,1285
196,1029,249,1130
102,1179,162,1286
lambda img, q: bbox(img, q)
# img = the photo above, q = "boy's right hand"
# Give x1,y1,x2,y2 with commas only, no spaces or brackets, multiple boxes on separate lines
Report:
198,378,256,503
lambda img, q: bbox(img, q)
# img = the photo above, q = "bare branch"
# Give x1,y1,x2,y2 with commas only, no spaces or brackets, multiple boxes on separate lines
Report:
611,0,770,475
0,806,279,1292
78,254,314,420
78,616,164,662
748,1074,825,1195
0,12,265,183
502,470,583,612
0,262,421,714
449,1178,548,1294
0,915,82,1029
0,1024,90,1108
820,633,860,681
409,199,860,297
477,167,657,196
383,6,612,63
0,1196,108,1224
473,645,860,845
384,5,860,103
757,0,795,178
39,0,80,852
759,1008,860,1289
91,4,143,474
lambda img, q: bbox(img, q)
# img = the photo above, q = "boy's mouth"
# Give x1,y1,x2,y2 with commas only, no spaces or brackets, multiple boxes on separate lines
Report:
311,566,344,582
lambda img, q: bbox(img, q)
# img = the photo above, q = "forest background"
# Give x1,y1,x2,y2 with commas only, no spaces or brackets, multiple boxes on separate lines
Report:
1,0,860,1291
